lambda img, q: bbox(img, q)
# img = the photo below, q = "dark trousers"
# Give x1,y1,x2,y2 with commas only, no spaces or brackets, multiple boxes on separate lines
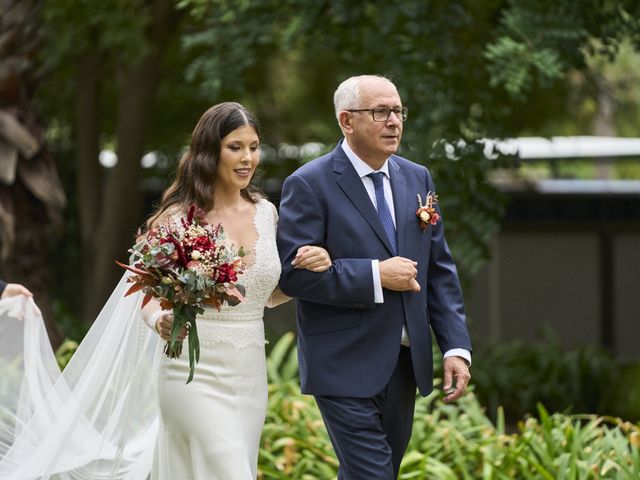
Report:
314,346,417,480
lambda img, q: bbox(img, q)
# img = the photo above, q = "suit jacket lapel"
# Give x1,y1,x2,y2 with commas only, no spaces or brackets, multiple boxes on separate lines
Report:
389,157,409,256
333,146,396,256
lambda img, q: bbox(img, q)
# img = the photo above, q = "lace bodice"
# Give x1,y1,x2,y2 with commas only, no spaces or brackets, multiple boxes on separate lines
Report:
197,199,281,348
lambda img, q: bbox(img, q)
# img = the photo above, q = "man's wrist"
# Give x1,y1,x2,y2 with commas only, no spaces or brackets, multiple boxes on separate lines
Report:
443,348,471,366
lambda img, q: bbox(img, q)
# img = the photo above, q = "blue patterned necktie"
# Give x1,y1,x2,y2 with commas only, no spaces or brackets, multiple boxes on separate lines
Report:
368,172,397,255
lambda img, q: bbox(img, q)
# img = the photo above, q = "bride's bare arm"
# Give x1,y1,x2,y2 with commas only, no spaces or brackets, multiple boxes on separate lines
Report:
267,245,332,308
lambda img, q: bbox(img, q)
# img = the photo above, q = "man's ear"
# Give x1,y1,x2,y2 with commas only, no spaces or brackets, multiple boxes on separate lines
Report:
338,111,353,134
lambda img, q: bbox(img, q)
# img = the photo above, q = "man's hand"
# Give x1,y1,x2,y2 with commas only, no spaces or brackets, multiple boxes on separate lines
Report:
156,312,188,342
1,283,33,299
379,257,420,292
442,356,471,403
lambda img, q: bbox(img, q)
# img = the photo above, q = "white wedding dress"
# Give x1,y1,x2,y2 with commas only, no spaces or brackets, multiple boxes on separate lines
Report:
153,198,281,479
0,198,281,480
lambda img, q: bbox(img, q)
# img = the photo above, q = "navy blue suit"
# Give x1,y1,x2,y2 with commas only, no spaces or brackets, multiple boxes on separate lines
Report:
277,142,471,478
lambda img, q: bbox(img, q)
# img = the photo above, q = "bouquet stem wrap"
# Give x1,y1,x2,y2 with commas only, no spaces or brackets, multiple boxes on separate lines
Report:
163,304,203,383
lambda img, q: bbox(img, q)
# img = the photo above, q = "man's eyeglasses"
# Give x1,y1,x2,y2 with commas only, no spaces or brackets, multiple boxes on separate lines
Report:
346,107,408,122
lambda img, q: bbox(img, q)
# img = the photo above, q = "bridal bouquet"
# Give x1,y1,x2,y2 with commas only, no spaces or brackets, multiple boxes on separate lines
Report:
117,205,246,383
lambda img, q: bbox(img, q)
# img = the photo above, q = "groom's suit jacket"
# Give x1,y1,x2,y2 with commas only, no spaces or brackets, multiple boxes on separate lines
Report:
277,142,472,397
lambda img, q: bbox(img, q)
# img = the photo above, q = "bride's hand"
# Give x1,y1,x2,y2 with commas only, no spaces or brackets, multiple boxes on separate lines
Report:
291,245,332,272
156,312,188,342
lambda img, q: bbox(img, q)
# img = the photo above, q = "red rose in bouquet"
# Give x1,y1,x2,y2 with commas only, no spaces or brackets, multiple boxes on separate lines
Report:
192,236,215,253
216,263,238,284
116,205,246,383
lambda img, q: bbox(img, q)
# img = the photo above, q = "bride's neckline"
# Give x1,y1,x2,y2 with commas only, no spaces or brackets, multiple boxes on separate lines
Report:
237,202,260,272
209,201,261,272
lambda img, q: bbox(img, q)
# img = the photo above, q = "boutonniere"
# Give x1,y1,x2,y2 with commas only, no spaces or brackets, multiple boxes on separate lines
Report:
416,192,440,231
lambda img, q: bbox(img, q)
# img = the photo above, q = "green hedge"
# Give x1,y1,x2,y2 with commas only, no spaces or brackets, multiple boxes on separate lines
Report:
466,339,640,423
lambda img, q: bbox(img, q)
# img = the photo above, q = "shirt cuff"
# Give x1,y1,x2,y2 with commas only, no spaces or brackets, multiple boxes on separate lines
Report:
443,348,471,366
372,260,383,303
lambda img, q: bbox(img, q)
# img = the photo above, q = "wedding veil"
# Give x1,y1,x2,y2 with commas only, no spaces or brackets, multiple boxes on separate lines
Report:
0,273,161,479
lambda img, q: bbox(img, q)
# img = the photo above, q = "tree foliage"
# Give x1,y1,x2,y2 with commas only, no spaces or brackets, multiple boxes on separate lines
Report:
28,0,640,331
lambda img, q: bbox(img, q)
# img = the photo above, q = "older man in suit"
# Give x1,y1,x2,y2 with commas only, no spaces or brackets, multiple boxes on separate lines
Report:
277,75,472,479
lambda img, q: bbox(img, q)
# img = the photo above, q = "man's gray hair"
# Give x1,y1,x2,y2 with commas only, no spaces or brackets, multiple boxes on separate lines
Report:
333,75,396,120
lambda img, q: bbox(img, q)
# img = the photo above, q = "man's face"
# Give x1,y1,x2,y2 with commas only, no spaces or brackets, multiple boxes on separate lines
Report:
347,78,403,167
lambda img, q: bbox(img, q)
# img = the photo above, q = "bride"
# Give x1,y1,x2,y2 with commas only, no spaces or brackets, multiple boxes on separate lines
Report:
0,102,331,479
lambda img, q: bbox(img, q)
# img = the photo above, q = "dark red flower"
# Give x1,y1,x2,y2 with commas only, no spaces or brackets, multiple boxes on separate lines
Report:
187,204,196,224
193,236,215,252
216,263,238,283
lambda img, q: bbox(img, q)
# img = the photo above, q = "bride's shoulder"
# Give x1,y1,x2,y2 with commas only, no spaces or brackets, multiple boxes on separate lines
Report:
259,198,277,216
250,194,273,211
251,196,278,224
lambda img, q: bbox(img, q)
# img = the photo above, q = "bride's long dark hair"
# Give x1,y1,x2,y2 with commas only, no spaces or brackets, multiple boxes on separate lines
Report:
146,102,262,230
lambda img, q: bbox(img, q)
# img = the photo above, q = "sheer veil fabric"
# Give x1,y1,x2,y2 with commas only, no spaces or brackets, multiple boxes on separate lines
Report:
0,199,281,480
0,273,160,479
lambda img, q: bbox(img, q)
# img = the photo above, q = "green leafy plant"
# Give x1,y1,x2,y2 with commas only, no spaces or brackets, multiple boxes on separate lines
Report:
468,338,640,423
259,333,640,479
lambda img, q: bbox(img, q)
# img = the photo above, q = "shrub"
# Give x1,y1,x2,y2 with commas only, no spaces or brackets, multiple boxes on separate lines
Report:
259,333,640,479
467,339,640,422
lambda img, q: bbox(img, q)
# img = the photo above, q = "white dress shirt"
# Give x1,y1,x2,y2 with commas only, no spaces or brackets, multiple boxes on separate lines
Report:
341,140,471,365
